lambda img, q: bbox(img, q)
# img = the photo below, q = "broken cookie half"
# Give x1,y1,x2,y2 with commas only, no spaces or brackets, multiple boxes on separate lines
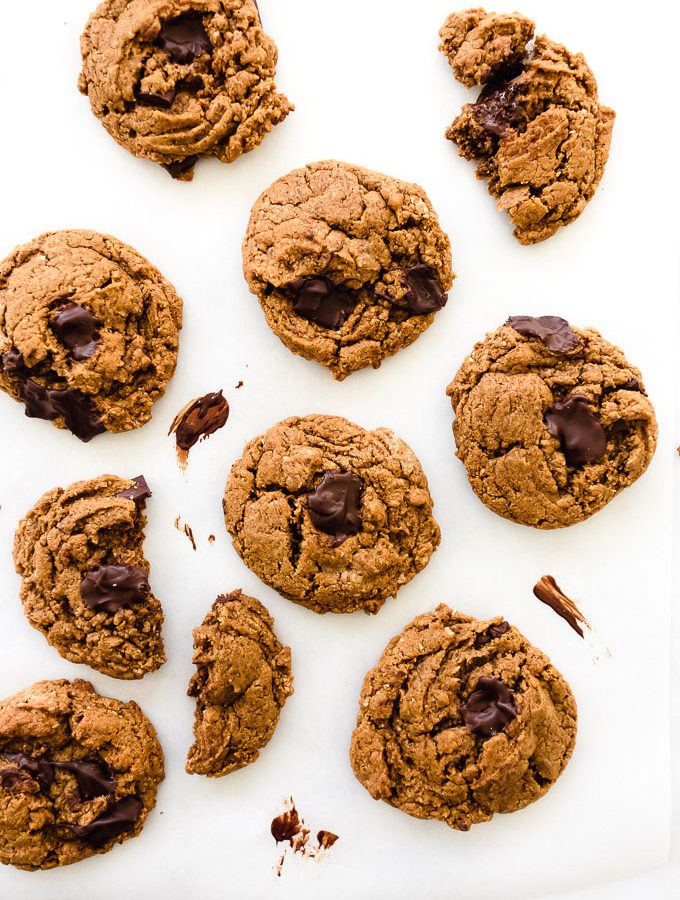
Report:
186,591,293,777
13,475,164,679
439,8,615,244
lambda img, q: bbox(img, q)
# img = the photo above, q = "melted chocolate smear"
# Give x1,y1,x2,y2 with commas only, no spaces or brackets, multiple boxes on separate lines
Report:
474,620,510,649
533,575,589,639
317,830,339,850
157,12,211,64
81,564,149,614
289,277,355,330
306,471,362,546
271,807,301,844
472,74,528,137
395,264,447,315
17,380,105,442
1,349,26,375
67,796,143,847
1,753,54,790
117,475,151,503
545,395,607,467
51,302,102,360
162,155,198,179
52,760,115,801
170,390,229,452
506,315,580,353
460,676,517,738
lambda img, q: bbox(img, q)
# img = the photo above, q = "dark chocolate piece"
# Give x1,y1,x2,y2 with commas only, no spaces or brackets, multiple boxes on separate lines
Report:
137,88,176,108
81,564,150,614
472,74,528,137
289,277,355,330
1,753,54,790
460,676,517,738
396,264,447,315
306,471,362,546
545,395,607,466
506,315,580,353
474,620,510,649
157,13,211,63
67,796,143,847
116,475,151,503
52,760,115,801
17,380,105,442
50,302,102,360
162,155,199,179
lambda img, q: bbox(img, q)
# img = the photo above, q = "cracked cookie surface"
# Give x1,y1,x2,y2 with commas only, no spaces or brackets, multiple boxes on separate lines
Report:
0,230,182,440
0,679,164,870
350,605,577,830
79,0,292,180
186,590,293,776
223,415,440,613
440,9,615,244
242,160,454,379
447,319,657,528
14,475,165,679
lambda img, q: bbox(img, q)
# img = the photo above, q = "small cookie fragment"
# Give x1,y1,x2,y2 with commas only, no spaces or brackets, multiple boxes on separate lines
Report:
0,679,164,870
242,160,454,379
223,415,440,614
441,9,615,244
13,475,165,679
78,0,292,179
350,605,577,830
186,591,292,776
439,8,535,87
0,230,182,438
446,320,657,528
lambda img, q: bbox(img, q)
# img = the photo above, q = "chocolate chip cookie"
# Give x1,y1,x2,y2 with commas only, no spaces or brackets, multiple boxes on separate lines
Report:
0,230,182,440
223,415,440,614
79,0,292,180
242,160,454,379
14,475,165,679
0,679,164,870
186,590,293,776
350,605,577,830
440,9,615,244
447,317,657,528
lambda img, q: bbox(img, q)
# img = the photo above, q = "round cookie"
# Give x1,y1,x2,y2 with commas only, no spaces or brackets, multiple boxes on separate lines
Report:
186,590,293,777
79,0,292,180
440,9,615,244
223,414,440,614
0,679,164,870
0,230,182,440
14,474,165,679
350,605,577,830
242,160,454,379
447,317,657,528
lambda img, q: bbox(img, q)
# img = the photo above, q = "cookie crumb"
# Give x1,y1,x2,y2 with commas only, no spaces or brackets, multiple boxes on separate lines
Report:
235,380,244,389
533,575,589,638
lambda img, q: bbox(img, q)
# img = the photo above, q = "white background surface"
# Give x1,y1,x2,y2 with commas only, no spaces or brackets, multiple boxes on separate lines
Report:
0,1,678,897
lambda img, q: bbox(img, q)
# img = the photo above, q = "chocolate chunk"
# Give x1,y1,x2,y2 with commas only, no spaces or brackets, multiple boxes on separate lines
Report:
67,796,143,847
81,564,150,614
460,676,517,738
137,88,176,108
170,390,229,451
506,316,580,353
1,349,25,375
50,302,102,360
621,378,645,394
16,380,105,442
533,575,589,639
271,807,301,844
545,395,607,466
117,475,152,503
396,264,447,315
162,155,199,179
1,753,54,790
289,277,355,330
306,471,362,546
52,760,115,801
158,13,211,63
317,830,339,849
474,620,510,648
472,75,528,137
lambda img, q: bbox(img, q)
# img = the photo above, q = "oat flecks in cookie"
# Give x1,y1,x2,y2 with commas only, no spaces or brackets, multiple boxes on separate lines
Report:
223,414,440,614
78,0,292,180
349,605,577,830
440,9,615,244
0,230,182,438
447,321,657,528
186,591,293,777
242,160,454,379
13,475,165,679
0,679,164,870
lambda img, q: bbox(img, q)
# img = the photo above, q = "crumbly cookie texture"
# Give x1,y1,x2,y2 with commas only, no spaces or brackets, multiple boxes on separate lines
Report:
186,591,293,776
447,320,657,528
14,475,165,679
0,679,164,870
440,9,615,244
0,230,182,439
242,160,454,379
350,605,577,830
223,415,440,614
79,0,292,180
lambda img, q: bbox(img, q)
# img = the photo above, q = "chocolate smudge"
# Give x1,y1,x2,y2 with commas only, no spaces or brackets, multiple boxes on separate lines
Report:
174,515,197,551
169,390,229,470
533,575,590,638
